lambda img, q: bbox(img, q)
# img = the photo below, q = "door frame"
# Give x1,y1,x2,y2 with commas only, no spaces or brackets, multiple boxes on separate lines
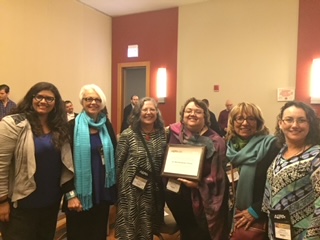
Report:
117,61,150,133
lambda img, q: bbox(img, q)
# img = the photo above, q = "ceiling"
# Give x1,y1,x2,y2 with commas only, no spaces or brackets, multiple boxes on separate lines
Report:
78,0,209,17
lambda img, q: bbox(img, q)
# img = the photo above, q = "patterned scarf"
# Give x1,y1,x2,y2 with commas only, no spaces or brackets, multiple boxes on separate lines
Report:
227,135,275,209
74,112,115,210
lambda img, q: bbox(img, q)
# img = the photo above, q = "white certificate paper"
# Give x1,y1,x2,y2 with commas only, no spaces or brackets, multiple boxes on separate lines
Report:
161,144,206,181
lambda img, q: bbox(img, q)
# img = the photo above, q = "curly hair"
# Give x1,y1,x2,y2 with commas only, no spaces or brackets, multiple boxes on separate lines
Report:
225,102,269,141
275,101,320,147
11,82,69,149
179,97,211,127
129,97,164,132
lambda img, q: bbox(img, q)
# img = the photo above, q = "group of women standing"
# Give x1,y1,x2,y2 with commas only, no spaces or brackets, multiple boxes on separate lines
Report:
0,81,319,240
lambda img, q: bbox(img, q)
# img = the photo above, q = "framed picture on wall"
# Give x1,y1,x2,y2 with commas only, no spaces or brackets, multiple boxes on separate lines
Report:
277,88,295,101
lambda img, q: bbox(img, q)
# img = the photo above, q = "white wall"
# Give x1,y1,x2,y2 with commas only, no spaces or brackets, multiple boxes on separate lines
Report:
178,0,299,131
0,0,112,115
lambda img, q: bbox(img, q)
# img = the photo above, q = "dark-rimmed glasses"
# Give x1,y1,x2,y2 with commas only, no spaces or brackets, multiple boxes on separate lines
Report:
234,116,256,124
83,98,102,103
33,95,55,103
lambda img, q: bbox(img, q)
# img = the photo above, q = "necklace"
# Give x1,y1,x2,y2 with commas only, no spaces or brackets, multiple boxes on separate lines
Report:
141,127,154,141
284,145,305,160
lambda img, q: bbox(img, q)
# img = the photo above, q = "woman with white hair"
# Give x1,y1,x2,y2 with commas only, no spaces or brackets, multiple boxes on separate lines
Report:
65,84,117,240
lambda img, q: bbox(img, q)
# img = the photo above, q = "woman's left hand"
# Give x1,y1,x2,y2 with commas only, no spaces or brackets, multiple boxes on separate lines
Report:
67,197,83,212
177,178,199,188
234,209,255,230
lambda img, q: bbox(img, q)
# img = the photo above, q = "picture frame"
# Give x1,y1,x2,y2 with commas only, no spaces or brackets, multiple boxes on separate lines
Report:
161,144,206,181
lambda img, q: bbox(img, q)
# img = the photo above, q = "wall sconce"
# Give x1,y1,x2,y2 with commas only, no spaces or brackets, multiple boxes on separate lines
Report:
310,58,320,104
157,68,167,103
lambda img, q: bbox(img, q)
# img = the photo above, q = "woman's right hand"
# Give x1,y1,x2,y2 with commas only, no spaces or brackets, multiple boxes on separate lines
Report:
67,197,83,212
0,202,10,222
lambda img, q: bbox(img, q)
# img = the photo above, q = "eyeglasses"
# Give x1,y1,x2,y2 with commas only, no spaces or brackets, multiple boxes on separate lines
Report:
83,98,102,103
281,118,308,125
33,95,55,103
234,116,256,124
184,109,204,115
141,108,156,113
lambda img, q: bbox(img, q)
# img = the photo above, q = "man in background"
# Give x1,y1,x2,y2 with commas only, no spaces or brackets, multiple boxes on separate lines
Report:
202,99,223,136
0,84,16,120
65,100,78,121
121,95,139,132
218,99,233,136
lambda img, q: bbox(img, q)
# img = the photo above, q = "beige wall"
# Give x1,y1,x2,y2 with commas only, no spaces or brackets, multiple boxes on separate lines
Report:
1,0,299,130
178,0,299,131
0,0,112,114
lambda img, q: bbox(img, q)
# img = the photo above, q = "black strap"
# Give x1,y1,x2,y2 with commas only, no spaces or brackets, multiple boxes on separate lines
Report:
138,131,158,181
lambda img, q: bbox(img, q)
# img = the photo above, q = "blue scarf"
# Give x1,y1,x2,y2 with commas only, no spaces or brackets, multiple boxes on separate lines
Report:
74,112,116,210
226,135,275,209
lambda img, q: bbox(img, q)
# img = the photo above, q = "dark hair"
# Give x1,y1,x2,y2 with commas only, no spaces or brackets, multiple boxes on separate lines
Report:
0,84,10,93
201,99,209,106
129,97,164,131
226,102,269,141
131,95,139,100
179,97,211,127
275,101,320,147
64,100,72,105
12,82,69,149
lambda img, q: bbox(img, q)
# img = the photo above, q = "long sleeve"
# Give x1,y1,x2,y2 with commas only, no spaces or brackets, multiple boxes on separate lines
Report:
0,117,19,198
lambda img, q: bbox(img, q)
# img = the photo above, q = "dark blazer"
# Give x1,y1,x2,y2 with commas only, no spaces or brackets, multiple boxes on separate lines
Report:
120,104,133,132
209,110,223,137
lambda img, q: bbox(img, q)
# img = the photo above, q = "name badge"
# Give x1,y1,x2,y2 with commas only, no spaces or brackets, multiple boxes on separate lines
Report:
131,168,150,190
99,147,105,165
166,178,181,193
269,209,292,240
227,167,239,182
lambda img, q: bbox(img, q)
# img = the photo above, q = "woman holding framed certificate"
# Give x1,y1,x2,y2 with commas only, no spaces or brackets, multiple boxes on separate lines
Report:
165,97,229,240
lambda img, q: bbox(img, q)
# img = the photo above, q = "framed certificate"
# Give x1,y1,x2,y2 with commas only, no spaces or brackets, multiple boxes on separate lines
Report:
161,144,206,181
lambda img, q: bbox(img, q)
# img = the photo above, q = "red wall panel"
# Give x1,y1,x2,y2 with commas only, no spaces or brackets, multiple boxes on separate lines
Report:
296,0,320,113
111,8,178,131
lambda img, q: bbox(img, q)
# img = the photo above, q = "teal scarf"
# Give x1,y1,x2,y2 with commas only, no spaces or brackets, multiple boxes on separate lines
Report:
226,135,275,209
74,112,116,210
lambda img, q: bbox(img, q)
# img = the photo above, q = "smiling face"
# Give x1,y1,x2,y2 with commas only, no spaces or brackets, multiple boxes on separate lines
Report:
183,101,205,133
140,100,157,128
233,113,258,139
32,90,56,116
81,89,102,119
279,106,310,145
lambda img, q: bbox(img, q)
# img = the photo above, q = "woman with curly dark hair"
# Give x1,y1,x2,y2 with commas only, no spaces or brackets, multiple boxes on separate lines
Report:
165,97,229,240
0,82,80,240
115,97,167,240
262,101,320,239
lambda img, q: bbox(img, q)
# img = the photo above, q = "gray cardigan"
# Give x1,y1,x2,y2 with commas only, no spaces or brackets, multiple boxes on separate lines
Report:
0,114,74,206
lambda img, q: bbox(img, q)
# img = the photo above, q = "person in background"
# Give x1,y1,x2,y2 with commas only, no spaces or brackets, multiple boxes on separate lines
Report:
65,100,78,121
120,95,139,133
0,84,16,120
202,99,223,136
115,97,167,240
165,97,228,240
226,102,279,240
218,99,233,137
262,101,320,240
0,82,80,240
65,84,117,240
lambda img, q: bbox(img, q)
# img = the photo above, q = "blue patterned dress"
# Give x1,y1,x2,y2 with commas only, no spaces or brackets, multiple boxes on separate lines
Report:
262,145,320,239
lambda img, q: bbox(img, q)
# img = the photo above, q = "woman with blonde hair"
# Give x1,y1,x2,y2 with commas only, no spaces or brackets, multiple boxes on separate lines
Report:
226,102,279,240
